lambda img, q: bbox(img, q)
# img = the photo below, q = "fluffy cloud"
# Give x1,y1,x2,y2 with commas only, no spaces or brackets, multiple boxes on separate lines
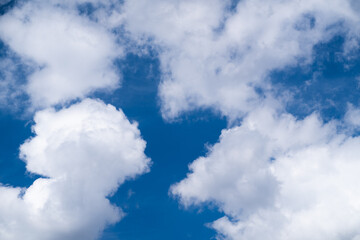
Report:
171,105,360,239
0,0,122,108
0,99,150,240
122,1,360,238
2,0,360,239
123,0,360,120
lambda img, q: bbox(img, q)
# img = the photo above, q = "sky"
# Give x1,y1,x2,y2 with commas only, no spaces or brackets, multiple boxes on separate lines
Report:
2,0,360,239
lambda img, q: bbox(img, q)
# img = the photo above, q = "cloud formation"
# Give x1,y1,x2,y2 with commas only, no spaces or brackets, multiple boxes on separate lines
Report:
2,0,360,239
0,99,150,240
0,1,151,239
128,0,360,239
0,0,122,108
171,105,360,239
124,0,360,120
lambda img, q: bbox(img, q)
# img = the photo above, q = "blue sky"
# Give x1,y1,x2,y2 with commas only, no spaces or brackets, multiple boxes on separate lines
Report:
2,0,360,240
96,53,227,239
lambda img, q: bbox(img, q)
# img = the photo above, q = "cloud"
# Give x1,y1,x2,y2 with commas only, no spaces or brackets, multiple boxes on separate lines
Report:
345,103,360,129
2,0,360,239
0,53,27,110
0,99,151,240
121,1,360,238
0,0,123,108
0,2,151,239
123,0,360,120
171,105,360,239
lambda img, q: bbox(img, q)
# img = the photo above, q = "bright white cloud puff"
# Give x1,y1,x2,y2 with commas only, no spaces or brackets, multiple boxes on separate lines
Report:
172,106,360,239
0,0,122,108
0,99,150,240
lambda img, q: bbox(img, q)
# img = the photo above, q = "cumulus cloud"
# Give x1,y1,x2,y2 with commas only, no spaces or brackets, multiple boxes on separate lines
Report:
0,1,153,239
0,99,150,240
121,0,360,238
171,105,360,239
0,0,123,108
2,0,360,239
123,0,360,120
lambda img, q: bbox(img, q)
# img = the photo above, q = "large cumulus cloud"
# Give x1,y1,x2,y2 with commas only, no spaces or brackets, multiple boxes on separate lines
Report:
172,105,360,239
0,1,150,239
0,99,150,240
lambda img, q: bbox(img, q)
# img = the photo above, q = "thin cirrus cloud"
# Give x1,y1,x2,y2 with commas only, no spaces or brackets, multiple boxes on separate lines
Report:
0,99,150,240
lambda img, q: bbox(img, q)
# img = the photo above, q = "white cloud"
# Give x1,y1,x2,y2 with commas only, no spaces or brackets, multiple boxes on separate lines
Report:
0,0,123,108
123,0,360,120
171,105,360,239
2,0,360,239
0,98,150,240
122,1,360,238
